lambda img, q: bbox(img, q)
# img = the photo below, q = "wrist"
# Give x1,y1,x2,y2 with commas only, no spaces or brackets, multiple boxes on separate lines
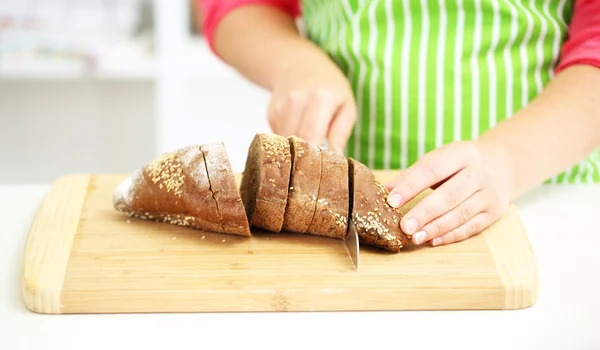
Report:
475,137,518,201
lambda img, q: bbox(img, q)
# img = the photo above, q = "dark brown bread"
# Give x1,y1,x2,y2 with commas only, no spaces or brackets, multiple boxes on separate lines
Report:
306,146,349,239
201,143,251,237
240,133,292,232
112,145,226,234
349,158,409,252
282,136,322,233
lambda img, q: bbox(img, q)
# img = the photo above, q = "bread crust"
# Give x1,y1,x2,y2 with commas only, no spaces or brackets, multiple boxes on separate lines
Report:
306,147,349,239
282,136,322,233
240,133,292,232
349,158,409,252
202,143,251,237
112,146,224,233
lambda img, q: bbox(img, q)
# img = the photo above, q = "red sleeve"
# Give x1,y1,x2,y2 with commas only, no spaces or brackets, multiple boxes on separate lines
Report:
198,0,301,54
556,0,600,73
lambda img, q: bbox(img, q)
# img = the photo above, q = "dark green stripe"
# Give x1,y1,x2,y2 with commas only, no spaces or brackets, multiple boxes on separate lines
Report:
443,0,458,145
479,1,494,137
426,0,441,153
358,3,372,166
374,2,388,169
461,2,475,141
407,0,420,167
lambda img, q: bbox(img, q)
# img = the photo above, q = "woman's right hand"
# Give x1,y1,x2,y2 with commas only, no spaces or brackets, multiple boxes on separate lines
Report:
267,52,357,154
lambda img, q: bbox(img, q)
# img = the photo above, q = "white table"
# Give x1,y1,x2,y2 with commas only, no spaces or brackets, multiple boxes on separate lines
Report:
1,183,599,350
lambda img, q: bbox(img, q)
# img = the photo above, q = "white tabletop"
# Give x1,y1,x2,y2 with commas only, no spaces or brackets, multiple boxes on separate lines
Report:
1,183,599,350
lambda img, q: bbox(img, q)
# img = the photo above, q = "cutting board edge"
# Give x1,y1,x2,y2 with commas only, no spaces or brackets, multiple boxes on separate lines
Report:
485,205,540,310
21,174,91,314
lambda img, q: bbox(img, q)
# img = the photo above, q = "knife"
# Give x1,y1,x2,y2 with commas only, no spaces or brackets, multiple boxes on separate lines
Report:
345,217,360,270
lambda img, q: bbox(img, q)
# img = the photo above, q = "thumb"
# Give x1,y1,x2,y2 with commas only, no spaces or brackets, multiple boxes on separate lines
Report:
327,100,357,155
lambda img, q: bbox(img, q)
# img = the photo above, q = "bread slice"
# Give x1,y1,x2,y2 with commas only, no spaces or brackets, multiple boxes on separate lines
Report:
305,146,349,239
349,158,409,252
112,145,226,234
201,143,251,236
240,133,292,232
281,136,322,233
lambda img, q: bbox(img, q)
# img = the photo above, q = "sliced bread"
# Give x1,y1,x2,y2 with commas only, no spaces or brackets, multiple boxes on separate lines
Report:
240,133,292,232
112,145,225,234
349,158,409,252
201,143,251,237
305,146,349,239
281,136,322,233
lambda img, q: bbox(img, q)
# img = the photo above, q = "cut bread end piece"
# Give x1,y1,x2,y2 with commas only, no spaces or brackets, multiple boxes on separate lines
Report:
201,143,251,237
112,146,224,234
240,133,292,232
282,136,322,233
306,146,349,239
348,158,409,252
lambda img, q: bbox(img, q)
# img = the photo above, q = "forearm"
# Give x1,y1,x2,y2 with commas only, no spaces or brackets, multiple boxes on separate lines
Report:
479,64,600,198
212,5,331,90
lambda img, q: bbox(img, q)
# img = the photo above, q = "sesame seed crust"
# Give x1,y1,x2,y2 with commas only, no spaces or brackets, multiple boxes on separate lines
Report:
282,136,322,234
305,146,349,239
112,145,247,236
240,133,292,232
349,158,409,252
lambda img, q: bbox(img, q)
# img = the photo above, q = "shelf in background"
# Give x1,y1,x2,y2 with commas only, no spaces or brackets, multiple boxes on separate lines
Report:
0,38,240,82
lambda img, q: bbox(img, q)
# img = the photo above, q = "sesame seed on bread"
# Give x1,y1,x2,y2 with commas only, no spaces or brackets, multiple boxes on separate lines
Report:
348,158,409,252
239,133,292,232
112,145,248,236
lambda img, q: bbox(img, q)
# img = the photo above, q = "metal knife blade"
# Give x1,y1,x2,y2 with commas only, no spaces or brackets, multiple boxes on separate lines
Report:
345,217,360,270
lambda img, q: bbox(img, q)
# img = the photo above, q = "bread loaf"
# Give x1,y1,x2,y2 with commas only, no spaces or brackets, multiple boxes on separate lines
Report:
348,158,409,252
281,136,321,233
305,146,349,239
113,146,226,233
201,143,251,236
239,133,292,232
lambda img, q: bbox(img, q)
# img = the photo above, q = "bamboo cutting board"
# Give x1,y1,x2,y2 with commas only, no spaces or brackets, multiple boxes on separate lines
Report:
21,172,538,314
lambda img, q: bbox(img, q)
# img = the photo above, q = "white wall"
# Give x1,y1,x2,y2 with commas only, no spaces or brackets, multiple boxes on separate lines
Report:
0,0,274,185
0,67,272,184
0,80,156,184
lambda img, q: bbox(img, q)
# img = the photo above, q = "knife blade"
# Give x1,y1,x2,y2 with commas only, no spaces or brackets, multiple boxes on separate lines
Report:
345,216,360,270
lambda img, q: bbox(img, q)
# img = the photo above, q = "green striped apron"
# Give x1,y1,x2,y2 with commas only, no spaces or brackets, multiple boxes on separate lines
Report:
301,0,600,184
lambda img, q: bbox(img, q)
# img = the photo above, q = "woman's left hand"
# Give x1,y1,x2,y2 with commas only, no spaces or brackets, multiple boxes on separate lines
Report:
384,140,515,247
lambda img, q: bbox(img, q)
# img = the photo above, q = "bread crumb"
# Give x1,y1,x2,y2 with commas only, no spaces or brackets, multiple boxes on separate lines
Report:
248,250,253,254
222,239,226,243
173,237,177,240
202,236,206,239
126,219,131,224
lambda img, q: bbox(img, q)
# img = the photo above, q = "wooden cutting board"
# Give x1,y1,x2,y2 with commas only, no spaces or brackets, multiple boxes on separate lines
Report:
21,172,538,314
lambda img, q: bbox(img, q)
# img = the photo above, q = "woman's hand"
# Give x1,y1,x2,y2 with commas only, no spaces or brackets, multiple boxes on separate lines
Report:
384,140,516,246
267,53,357,153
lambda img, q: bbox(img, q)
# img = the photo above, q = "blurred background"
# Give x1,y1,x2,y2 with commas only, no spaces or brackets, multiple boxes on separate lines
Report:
0,0,272,184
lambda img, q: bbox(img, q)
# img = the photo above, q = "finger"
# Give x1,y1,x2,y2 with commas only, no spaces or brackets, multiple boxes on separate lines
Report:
327,100,357,154
411,190,486,245
400,168,482,236
385,144,469,209
297,90,341,146
267,98,282,134
272,92,309,137
430,211,493,246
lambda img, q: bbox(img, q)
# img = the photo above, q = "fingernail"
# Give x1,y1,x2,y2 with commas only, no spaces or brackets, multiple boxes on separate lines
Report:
413,231,427,245
387,193,403,208
404,217,419,235
432,237,443,246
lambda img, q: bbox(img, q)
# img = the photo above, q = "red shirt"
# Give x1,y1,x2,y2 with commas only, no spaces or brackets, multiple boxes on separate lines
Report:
199,0,600,74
